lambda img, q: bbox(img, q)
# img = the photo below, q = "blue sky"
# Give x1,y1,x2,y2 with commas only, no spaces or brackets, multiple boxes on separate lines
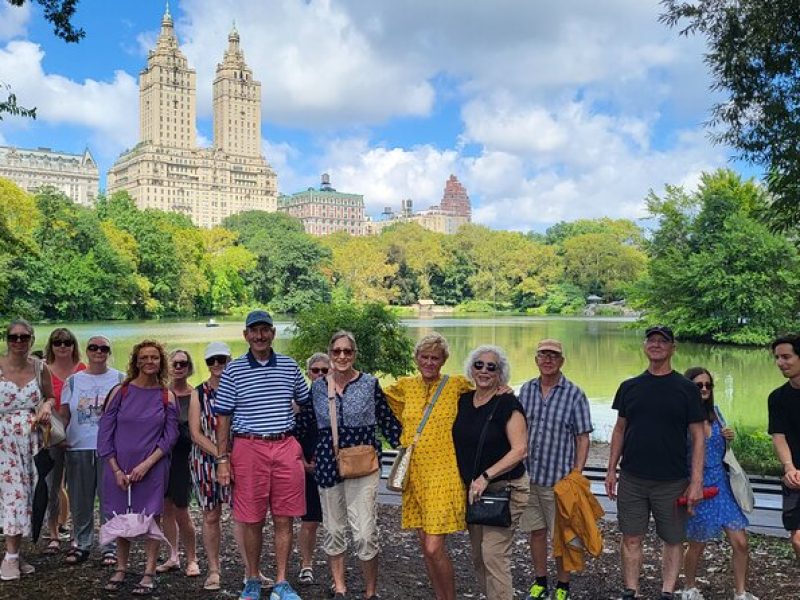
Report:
0,0,742,231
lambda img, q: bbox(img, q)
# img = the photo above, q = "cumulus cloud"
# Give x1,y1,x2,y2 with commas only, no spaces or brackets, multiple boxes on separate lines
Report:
0,41,138,158
0,2,29,42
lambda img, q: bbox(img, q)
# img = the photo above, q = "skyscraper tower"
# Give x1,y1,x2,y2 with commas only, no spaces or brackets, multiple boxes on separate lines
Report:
439,174,471,218
213,24,261,157
139,4,197,149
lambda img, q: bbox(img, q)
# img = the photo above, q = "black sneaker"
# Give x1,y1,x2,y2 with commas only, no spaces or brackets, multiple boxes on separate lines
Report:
621,590,637,600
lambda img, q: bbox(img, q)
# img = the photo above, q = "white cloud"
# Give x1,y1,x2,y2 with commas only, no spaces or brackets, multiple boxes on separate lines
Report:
262,139,302,194
0,2,29,42
0,41,138,159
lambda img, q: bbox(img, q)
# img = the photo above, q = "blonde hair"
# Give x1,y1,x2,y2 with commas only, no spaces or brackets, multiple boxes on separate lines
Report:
414,332,450,360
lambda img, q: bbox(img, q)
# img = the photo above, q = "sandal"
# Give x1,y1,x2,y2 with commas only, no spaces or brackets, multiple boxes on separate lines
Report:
185,560,201,577
104,569,127,592
155,559,180,573
132,572,155,596
203,571,221,591
42,540,60,555
101,550,117,566
64,548,89,565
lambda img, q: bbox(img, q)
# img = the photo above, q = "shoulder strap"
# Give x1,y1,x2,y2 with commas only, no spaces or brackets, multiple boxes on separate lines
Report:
69,374,75,394
327,376,340,456
471,394,503,480
102,383,128,412
162,387,169,407
34,358,43,393
713,405,726,427
412,375,449,444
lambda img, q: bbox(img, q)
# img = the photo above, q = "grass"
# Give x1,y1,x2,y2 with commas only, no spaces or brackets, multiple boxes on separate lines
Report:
731,426,782,476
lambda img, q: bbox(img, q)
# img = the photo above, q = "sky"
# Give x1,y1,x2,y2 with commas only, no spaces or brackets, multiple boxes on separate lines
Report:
0,0,742,231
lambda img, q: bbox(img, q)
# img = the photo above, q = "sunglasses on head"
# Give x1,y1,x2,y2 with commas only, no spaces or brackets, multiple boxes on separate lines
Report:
52,339,74,348
472,360,498,372
87,344,111,353
7,333,32,343
310,367,329,375
696,381,713,390
331,348,354,357
172,360,189,369
205,355,228,367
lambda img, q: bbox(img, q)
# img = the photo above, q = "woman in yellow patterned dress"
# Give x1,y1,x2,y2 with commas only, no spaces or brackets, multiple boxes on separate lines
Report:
384,333,472,600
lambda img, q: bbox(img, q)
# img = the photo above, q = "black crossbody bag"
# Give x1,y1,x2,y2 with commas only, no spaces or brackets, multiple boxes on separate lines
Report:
464,395,512,527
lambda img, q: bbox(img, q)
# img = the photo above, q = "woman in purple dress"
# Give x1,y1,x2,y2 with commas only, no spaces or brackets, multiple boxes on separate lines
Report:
97,340,179,595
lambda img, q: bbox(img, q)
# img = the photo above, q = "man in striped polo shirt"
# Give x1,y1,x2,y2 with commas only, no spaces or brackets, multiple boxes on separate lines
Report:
215,310,309,600
518,339,593,600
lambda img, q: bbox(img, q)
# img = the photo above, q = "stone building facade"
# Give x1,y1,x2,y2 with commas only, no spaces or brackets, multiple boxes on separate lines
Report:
278,174,365,236
107,7,277,228
0,146,99,205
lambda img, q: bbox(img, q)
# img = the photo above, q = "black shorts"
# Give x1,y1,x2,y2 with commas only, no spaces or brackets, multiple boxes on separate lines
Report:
302,471,322,523
782,485,800,531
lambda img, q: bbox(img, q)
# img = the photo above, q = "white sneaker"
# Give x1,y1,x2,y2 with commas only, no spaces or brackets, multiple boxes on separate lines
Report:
733,593,759,600
682,589,704,600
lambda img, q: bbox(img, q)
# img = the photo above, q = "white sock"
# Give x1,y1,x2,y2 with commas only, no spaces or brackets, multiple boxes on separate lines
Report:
4,553,19,561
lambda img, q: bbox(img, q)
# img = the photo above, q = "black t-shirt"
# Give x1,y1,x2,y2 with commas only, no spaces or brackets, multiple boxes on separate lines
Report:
452,391,525,484
768,382,800,468
612,370,705,481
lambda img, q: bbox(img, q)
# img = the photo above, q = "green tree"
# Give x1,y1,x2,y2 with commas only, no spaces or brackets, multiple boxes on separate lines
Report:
562,232,647,299
661,0,800,229
288,303,415,377
632,169,800,344
322,235,397,304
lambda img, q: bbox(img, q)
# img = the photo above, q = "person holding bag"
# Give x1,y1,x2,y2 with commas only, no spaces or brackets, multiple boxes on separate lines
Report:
452,344,528,600
307,331,401,599
681,367,757,600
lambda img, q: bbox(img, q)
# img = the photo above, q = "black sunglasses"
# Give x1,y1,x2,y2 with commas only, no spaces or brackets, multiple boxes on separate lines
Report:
7,333,32,343
172,360,189,369
472,360,498,372
87,344,111,353
310,367,329,375
52,339,74,348
696,381,713,390
331,348,354,357
205,355,228,367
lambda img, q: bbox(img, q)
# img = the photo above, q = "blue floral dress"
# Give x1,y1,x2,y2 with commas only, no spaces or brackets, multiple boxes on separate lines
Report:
686,418,749,541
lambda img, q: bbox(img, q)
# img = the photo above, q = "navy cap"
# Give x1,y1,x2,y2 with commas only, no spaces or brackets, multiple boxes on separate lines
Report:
645,325,675,342
245,310,273,328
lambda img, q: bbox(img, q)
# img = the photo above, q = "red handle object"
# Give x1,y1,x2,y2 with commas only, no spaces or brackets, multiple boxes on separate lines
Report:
677,486,719,506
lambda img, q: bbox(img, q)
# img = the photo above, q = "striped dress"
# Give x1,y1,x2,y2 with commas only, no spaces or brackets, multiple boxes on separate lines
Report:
190,382,230,510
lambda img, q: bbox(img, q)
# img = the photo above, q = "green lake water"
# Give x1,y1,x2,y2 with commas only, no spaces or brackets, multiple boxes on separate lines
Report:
29,316,784,440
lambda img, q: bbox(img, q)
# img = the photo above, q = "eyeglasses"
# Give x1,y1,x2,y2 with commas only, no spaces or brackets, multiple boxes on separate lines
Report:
536,351,562,360
205,355,228,367
696,381,714,390
310,367,329,375
472,360,498,372
87,344,111,353
52,339,74,348
331,348,354,357
172,360,189,369
7,334,32,343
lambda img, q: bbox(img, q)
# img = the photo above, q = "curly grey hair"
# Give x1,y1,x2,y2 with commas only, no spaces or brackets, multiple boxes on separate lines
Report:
464,344,511,386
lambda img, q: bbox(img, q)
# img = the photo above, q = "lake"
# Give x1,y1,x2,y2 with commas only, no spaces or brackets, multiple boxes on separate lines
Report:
28,316,784,440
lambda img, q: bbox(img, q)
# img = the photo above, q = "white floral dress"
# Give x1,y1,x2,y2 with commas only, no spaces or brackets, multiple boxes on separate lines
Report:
0,367,40,536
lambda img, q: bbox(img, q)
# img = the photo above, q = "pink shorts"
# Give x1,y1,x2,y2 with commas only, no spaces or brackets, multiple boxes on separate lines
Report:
231,436,306,522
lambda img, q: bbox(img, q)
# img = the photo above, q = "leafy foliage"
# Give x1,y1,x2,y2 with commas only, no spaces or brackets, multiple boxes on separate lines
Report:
661,0,800,229
631,169,800,344
287,303,415,377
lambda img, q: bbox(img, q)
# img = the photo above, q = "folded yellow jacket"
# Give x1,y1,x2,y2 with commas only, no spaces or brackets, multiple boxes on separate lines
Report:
553,470,604,572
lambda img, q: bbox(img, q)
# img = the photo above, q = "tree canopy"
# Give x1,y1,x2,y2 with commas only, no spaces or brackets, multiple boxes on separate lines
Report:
661,0,800,229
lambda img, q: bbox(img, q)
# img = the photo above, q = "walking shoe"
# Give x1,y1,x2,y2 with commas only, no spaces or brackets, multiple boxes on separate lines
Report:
298,567,314,584
733,593,759,600
240,577,262,600
682,589,704,600
529,582,549,599
620,590,638,600
554,588,570,600
270,581,302,600
0,558,20,581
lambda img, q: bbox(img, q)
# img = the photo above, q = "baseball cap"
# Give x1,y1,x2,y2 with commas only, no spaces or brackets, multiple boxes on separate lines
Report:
204,341,231,360
645,325,675,342
245,310,273,328
536,339,564,355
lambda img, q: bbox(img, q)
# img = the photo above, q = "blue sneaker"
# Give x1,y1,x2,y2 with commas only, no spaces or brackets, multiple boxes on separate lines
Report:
270,581,302,600
240,577,262,600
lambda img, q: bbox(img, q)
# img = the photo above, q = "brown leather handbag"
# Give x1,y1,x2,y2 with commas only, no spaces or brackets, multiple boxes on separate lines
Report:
328,376,379,479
